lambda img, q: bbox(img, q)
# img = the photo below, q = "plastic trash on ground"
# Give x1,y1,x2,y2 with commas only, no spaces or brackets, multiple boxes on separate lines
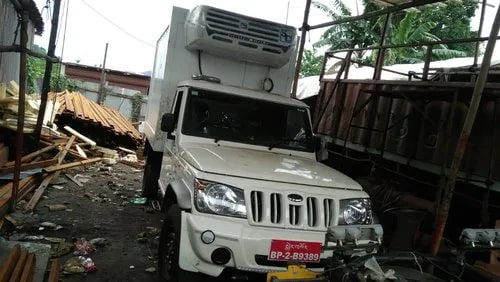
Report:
74,238,93,255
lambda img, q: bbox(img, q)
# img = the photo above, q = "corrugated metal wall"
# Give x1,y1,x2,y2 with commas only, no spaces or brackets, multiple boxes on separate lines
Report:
0,0,35,83
314,80,500,183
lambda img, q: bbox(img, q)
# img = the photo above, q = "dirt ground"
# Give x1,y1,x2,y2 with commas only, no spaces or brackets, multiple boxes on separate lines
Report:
2,163,164,282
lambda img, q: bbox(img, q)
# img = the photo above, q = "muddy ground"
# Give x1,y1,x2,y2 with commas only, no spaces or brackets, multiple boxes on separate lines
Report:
2,163,164,282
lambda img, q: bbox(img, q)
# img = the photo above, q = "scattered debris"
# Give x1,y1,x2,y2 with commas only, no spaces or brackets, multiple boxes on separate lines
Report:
64,173,84,187
51,242,73,258
129,197,147,205
40,221,63,231
62,255,98,274
129,265,135,269
73,238,93,256
50,185,64,190
89,238,107,246
63,257,85,273
46,204,67,212
144,267,156,273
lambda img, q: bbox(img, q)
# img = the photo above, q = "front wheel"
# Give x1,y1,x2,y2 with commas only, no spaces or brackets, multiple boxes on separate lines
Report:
158,204,203,282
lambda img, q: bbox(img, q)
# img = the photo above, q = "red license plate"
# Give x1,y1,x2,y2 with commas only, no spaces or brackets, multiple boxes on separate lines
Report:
268,240,322,263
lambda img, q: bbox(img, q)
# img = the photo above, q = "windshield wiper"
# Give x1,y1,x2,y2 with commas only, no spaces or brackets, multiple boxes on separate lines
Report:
268,138,308,150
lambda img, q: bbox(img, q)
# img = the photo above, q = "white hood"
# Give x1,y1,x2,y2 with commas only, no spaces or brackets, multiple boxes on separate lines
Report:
180,143,362,190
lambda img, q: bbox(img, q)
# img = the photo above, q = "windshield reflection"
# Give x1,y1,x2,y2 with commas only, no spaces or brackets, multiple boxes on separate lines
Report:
182,88,314,152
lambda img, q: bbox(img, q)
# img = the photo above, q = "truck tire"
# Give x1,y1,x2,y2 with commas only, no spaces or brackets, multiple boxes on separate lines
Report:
142,140,162,199
158,204,203,282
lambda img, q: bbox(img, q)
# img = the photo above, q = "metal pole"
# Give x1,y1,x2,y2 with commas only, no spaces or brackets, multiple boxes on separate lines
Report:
291,0,312,99
34,0,61,142
306,0,443,31
373,13,391,80
98,42,109,104
10,10,29,211
429,4,500,256
474,0,488,66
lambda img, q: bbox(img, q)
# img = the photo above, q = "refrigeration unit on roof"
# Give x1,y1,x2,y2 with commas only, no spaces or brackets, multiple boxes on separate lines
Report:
185,5,297,68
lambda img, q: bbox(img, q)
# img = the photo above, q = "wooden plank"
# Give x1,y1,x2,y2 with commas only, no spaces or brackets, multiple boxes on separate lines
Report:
24,173,56,211
0,159,58,176
43,158,102,173
0,244,21,282
68,150,87,160
24,137,76,211
119,159,144,169
57,135,76,164
8,249,27,282
18,175,41,201
64,173,83,187
3,144,58,167
19,253,35,282
47,258,59,282
0,176,37,199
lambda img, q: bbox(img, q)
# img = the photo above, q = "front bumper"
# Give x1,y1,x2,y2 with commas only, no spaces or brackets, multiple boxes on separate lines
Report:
178,212,381,277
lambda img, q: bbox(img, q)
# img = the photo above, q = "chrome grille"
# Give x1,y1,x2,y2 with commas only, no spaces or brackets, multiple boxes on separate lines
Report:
270,193,282,224
289,205,301,226
307,197,318,227
323,199,334,228
250,191,263,222
249,190,334,231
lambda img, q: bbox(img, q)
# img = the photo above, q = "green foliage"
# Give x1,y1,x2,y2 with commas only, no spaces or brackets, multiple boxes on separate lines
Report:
312,0,378,60
300,49,324,77
313,0,477,66
26,44,79,93
131,92,143,122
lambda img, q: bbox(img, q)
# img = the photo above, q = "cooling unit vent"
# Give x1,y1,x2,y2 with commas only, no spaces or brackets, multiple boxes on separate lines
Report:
185,5,297,68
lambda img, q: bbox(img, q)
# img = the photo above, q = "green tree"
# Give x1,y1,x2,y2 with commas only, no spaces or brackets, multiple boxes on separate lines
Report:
312,0,379,60
300,49,324,77
312,0,477,66
381,11,467,65
26,44,79,93
418,0,478,55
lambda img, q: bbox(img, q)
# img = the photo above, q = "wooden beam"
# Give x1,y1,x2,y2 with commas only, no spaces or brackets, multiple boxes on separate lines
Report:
47,259,60,282
0,176,35,199
0,159,57,176
24,173,55,211
43,158,102,173
64,173,83,187
0,244,20,282
56,135,76,164
24,136,76,211
19,253,35,282
2,144,58,167
119,159,144,169
9,249,28,282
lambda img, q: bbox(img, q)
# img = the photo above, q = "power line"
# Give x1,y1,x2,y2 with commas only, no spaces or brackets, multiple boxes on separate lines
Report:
80,0,155,48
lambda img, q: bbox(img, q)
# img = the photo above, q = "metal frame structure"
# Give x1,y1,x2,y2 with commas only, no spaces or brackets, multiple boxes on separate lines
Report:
0,0,59,211
305,0,500,256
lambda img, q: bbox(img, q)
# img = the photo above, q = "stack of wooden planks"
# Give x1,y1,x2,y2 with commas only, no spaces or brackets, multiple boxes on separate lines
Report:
0,132,103,216
0,245,36,282
48,91,142,149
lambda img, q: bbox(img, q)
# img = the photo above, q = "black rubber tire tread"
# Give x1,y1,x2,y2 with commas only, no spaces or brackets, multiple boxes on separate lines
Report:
158,204,204,282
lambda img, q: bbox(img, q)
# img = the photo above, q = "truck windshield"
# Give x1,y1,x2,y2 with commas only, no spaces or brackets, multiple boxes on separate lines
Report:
182,88,314,152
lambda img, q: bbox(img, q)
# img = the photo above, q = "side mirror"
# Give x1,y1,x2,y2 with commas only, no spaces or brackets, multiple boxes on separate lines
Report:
313,135,321,151
161,113,175,133
314,135,328,161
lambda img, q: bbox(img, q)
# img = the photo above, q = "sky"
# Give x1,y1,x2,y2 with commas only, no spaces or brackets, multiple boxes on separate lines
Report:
32,0,499,74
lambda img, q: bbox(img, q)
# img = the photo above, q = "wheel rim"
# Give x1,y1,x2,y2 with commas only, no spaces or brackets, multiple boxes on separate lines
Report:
160,229,177,280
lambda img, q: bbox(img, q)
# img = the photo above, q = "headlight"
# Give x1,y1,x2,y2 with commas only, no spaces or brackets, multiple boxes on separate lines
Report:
194,179,246,218
339,198,372,225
